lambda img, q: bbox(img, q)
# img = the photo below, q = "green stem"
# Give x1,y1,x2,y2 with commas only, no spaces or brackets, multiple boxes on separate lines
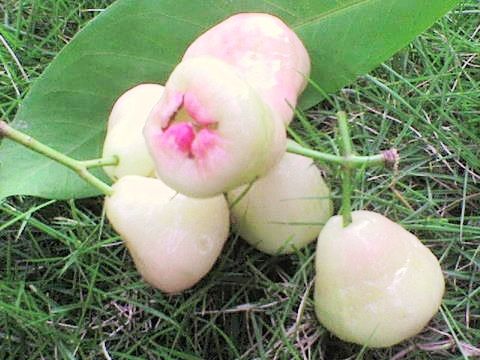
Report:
337,111,353,156
0,120,114,196
337,111,353,227
286,141,394,168
228,178,257,211
80,156,118,169
341,171,352,227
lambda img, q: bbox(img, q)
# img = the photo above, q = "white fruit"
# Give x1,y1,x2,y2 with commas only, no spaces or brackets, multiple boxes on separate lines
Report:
104,175,230,293
314,211,445,347
144,57,286,198
102,84,164,180
228,149,332,255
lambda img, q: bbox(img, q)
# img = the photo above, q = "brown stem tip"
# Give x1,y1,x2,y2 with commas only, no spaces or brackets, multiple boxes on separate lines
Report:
0,120,9,137
382,148,399,168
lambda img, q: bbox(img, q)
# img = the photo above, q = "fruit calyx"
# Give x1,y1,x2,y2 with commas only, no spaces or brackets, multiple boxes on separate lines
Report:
155,91,223,161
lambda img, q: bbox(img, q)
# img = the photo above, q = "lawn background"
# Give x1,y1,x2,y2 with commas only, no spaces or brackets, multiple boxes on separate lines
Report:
0,0,479,359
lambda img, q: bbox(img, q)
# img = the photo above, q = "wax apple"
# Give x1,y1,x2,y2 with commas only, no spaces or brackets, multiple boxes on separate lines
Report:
228,148,332,255
105,175,230,293
102,84,164,180
184,13,310,125
144,57,286,198
314,211,445,347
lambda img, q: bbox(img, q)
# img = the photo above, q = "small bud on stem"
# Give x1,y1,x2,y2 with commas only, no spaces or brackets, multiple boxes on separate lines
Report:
382,148,400,168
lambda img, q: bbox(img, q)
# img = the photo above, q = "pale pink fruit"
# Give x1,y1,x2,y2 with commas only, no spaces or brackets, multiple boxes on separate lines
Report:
184,13,310,125
102,84,164,180
144,57,286,198
104,175,230,293
314,211,445,347
228,148,332,255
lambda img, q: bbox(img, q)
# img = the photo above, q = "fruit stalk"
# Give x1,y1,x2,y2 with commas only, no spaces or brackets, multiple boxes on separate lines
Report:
286,112,399,227
286,142,396,168
80,157,119,169
1,113,398,201
0,120,115,196
337,111,353,227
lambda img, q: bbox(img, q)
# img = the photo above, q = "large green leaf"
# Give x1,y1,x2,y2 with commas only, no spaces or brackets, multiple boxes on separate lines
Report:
0,0,459,199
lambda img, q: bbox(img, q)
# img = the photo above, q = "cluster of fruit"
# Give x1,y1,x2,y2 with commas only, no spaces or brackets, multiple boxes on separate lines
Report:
101,13,444,348
102,13,327,289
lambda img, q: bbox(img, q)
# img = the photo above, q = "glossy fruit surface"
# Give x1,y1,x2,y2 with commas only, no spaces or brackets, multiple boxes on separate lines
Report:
314,211,445,347
102,84,164,180
105,175,230,293
144,57,286,198
184,13,310,125
228,148,332,255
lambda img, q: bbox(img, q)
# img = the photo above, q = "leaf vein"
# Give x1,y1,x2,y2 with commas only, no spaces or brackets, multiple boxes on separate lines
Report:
258,0,299,18
293,0,379,29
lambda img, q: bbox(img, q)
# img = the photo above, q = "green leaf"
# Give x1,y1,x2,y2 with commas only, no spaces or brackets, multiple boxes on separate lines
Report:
0,0,459,199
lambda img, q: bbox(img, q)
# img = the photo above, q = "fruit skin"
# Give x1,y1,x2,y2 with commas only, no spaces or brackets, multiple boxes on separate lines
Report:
102,84,164,181
227,147,332,255
183,13,310,126
314,211,445,347
104,175,230,293
144,56,286,198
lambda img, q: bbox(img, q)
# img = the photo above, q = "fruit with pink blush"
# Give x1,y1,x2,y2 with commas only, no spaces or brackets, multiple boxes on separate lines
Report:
144,56,286,198
183,13,310,125
227,147,332,255
314,211,445,347
102,84,164,180
104,175,230,293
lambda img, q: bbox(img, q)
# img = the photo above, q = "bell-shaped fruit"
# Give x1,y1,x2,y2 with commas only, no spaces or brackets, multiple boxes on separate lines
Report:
314,211,445,347
102,84,164,180
227,147,332,255
184,13,311,125
144,56,286,198
104,175,230,293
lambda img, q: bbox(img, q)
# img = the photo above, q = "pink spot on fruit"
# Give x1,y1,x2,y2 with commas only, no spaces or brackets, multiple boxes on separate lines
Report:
160,123,195,155
184,92,215,126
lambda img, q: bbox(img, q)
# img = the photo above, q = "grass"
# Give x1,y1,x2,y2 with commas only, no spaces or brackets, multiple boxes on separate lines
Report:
0,0,479,359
